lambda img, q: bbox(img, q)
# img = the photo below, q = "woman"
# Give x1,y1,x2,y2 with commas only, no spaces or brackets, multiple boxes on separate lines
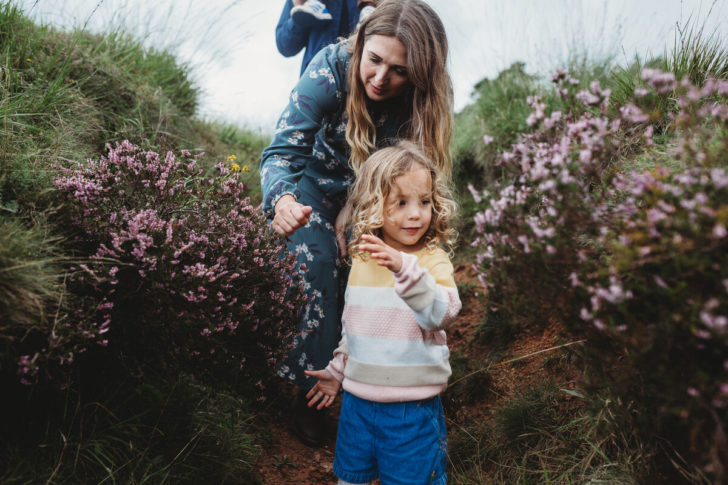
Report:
260,0,452,446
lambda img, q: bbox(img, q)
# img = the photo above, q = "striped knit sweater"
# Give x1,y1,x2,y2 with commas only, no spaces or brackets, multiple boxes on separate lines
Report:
326,247,462,402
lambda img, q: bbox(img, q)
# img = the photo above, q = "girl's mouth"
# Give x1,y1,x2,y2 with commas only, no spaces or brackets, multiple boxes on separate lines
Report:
404,228,420,235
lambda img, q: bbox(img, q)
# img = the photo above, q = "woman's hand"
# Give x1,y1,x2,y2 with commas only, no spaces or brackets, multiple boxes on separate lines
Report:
273,195,312,236
303,369,341,409
358,234,403,273
335,203,352,260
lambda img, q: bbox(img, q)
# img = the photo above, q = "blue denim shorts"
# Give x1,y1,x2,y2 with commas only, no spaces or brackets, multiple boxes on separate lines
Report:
333,391,448,485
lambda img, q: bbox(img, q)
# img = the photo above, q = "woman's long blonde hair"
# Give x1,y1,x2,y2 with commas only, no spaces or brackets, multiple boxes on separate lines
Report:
345,0,453,181
348,141,457,257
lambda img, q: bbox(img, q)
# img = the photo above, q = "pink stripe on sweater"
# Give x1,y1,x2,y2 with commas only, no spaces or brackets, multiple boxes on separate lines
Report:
343,305,424,340
342,379,445,403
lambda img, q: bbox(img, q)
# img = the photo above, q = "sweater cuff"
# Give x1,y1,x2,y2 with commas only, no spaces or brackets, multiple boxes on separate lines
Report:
393,251,418,279
326,353,347,383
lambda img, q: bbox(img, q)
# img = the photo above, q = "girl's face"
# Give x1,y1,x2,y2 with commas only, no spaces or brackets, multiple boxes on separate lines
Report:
381,165,433,252
359,35,410,102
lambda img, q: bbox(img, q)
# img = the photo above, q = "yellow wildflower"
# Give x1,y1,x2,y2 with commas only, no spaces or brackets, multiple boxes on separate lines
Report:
243,165,250,173
26,58,32,62
226,154,237,162
231,163,241,172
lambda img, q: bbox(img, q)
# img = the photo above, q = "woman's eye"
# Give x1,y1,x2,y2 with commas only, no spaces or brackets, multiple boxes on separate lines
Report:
422,199,431,205
395,68,408,76
369,56,380,64
399,200,406,206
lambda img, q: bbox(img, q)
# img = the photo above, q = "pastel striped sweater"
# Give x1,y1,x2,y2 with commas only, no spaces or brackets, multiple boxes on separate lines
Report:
326,248,462,402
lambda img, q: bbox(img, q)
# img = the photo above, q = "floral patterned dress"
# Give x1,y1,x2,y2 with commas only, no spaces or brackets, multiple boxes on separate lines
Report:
260,40,411,389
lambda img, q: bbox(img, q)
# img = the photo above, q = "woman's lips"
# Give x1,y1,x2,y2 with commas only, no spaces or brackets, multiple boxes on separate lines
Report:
370,84,383,95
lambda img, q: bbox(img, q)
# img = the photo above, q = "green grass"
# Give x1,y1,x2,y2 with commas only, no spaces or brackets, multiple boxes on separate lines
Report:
0,2,269,482
448,382,644,484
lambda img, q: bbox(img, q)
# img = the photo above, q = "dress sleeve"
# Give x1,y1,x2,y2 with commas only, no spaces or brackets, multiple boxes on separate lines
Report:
393,251,462,331
275,0,309,57
260,44,344,217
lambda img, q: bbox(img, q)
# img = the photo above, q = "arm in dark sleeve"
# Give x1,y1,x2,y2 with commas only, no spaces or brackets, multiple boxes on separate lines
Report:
260,45,342,216
275,0,310,57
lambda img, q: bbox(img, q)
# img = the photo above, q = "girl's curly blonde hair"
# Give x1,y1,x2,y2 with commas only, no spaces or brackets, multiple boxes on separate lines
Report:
347,141,457,257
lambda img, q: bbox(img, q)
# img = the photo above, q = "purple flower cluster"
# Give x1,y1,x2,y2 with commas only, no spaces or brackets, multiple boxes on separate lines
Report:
41,141,306,389
470,67,728,477
470,70,619,290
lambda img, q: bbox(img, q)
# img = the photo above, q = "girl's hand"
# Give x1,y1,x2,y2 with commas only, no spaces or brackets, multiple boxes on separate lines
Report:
358,234,403,273
304,369,341,409
273,195,312,236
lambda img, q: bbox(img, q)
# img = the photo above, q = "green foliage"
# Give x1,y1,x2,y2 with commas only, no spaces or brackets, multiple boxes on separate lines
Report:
444,350,492,410
0,214,68,383
0,374,261,484
449,381,643,484
0,3,274,483
453,62,546,197
467,33,728,483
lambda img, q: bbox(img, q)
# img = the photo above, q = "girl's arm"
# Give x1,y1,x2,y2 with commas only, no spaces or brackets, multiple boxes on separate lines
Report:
393,251,461,331
358,235,461,331
260,44,343,219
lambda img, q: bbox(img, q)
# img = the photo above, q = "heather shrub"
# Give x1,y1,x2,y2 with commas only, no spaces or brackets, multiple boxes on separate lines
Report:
39,141,305,389
470,68,728,481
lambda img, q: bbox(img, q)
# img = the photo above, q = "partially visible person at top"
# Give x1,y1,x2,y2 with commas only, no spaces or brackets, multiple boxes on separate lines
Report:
261,0,453,447
304,141,462,485
276,0,377,75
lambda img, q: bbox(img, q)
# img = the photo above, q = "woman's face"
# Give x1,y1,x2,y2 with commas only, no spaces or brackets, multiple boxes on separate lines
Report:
359,35,410,102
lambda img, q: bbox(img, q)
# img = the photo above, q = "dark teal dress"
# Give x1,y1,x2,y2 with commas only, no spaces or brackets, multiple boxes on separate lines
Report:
260,41,411,389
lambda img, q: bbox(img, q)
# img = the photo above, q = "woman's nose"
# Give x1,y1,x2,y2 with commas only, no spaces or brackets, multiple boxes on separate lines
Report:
374,66,387,84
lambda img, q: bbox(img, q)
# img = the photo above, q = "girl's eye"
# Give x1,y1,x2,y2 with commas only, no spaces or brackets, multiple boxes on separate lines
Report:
369,56,380,64
422,199,431,205
395,68,408,77
399,200,406,206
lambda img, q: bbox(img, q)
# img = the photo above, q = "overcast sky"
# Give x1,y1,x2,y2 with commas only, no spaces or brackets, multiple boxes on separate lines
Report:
16,0,728,133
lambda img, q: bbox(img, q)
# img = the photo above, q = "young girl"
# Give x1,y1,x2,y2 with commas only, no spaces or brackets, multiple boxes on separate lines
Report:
304,141,461,485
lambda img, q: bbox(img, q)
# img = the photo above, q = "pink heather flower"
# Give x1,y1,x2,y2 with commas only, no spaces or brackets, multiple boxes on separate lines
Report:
517,234,531,253
576,89,600,106
713,223,727,239
569,273,580,287
468,183,483,203
483,134,494,146
551,68,568,83
687,387,700,397
620,103,649,123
